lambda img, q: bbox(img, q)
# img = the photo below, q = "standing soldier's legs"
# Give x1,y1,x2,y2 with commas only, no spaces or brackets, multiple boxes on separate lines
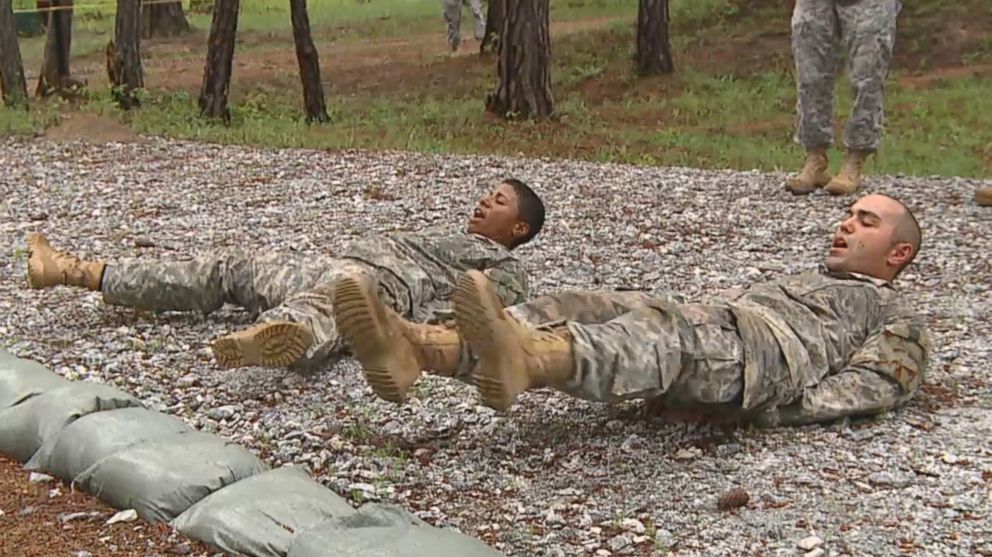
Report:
786,0,839,195
825,0,899,195
467,0,486,40
454,270,745,411
442,0,462,51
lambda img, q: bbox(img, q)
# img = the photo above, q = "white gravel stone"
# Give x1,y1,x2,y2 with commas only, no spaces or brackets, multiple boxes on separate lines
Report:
2,137,991,557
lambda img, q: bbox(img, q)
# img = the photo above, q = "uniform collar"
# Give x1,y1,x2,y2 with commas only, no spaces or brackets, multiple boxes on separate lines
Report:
817,264,895,289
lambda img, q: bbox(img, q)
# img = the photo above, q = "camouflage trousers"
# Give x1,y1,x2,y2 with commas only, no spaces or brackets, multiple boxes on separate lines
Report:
101,252,402,369
454,290,747,411
791,0,900,152
443,0,486,49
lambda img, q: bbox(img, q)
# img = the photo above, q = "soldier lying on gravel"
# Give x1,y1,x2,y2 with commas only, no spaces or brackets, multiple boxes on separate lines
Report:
332,193,932,426
25,179,546,376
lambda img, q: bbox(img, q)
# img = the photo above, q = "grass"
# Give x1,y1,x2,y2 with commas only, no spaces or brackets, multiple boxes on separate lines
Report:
3,0,991,178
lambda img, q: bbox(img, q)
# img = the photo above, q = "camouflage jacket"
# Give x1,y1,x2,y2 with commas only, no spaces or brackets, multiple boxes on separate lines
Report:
342,231,527,322
718,267,932,427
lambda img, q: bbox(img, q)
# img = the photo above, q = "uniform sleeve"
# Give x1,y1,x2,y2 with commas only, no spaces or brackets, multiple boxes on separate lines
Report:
755,314,932,427
483,259,529,307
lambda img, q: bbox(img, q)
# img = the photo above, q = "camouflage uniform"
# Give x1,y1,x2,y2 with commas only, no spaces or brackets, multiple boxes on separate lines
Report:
101,233,526,368
792,0,900,152
509,268,931,427
443,0,486,50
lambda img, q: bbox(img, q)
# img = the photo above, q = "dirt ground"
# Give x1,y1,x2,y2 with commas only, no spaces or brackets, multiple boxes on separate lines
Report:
0,454,217,557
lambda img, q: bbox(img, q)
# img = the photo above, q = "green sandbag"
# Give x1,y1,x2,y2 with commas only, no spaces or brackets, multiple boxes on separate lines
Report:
0,349,70,410
0,382,142,463
287,503,506,557
26,407,194,482
73,431,268,523
172,467,356,557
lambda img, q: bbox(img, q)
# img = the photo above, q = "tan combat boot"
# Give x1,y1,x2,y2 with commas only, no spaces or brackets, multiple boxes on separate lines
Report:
975,187,992,207
825,149,869,195
785,149,831,194
332,275,462,404
27,233,106,290
453,270,574,412
211,321,314,369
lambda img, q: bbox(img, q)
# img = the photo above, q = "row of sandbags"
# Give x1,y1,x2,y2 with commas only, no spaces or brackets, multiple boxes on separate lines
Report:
0,348,503,557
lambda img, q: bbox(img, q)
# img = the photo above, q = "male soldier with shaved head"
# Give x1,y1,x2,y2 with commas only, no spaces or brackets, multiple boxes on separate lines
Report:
26,179,546,373
333,193,931,427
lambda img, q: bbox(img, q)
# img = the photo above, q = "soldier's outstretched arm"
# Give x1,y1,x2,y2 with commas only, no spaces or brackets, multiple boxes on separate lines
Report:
756,315,932,427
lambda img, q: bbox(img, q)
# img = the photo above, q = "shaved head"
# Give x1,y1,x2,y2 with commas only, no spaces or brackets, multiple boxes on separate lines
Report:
826,193,923,282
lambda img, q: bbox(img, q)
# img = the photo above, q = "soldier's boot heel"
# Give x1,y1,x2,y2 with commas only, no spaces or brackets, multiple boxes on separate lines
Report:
453,270,532,412
211,321,313,369
332,275,422,404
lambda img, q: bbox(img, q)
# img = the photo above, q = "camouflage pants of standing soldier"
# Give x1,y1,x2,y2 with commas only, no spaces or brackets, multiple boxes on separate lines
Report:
101,252,403,369
792,0,900,152
443,0,486,50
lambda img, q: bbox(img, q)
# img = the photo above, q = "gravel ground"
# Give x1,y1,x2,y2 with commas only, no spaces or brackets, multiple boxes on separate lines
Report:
1,137,990,557
0,454,216,556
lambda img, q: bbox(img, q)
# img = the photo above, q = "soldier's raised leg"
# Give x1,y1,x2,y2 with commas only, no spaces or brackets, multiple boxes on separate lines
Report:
333,270,662,404
786,0,839,195
453,270,746,412
218,263,406,373
826,0,899,196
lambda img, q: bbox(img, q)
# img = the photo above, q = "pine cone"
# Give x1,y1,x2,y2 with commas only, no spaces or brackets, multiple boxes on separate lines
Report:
717,487,750,511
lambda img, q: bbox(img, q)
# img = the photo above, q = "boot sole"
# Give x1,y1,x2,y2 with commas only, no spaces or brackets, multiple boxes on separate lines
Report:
212,322,313,369
332,276,420,404
453,270,525,412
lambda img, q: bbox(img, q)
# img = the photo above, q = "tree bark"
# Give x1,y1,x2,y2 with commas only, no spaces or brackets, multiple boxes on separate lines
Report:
36,0,77,96
108,0,143,109
485,0,554,120
635,0,674,76
0,0,29,107
479,0,504,55
289,0,328,123
142,0,190,38
198,0,239,122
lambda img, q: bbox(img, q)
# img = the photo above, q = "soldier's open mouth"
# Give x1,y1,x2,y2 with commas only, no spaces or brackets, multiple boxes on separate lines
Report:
472,208,485,219
832,237,847,249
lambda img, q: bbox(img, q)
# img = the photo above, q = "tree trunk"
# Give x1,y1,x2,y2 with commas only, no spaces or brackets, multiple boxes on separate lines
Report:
635,0,674,76
479,0,504,55
36,0,77,96
198,0,239,122
485,0,553,120
142,0,190,38
0,0,29,108
108,0,143,109
289,0,328,123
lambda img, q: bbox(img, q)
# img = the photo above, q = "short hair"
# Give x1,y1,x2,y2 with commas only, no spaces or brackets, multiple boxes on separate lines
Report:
879,193,923,272
504,178,545,248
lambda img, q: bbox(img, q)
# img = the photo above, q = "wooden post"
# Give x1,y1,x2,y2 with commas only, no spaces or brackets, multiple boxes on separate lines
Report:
485,0,554,120
141,0,190,38
107,0,143,109
198,0,239,122
289,0,328,123
0,0,29,107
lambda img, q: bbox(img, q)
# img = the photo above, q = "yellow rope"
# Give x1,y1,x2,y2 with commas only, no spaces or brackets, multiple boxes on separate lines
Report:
12,0,188,15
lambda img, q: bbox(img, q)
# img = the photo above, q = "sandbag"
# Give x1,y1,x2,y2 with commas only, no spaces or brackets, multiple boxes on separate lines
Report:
73,431,268,523
287,503,505,557
0,349,69,410
0,382,142,462
26,407,194,482
172,467,356,557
